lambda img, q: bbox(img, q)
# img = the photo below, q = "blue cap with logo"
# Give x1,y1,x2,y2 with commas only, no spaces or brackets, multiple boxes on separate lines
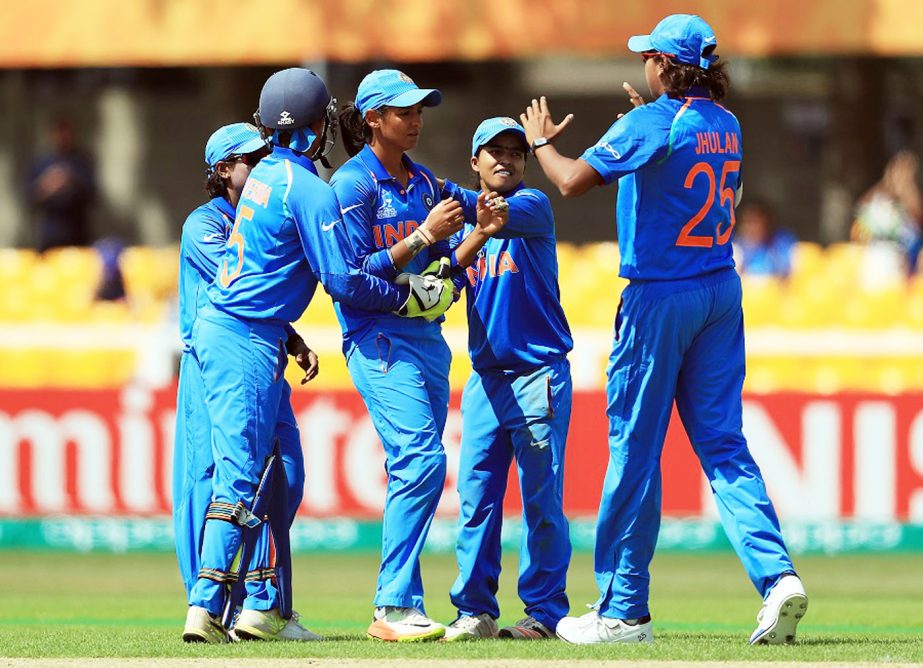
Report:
471,117,528,157
627,14,718,70
204,123,267,167
355,69,442,115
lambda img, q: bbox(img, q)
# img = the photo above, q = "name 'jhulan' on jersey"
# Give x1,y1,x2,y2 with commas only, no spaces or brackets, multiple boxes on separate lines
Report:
580,90,742,281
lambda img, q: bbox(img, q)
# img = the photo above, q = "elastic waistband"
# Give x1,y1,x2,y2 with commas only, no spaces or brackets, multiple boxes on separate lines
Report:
475,354,570,378
199,302,287,339
627,266,738,296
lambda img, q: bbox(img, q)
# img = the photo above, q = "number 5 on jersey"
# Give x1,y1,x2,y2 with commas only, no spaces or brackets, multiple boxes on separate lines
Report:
219,204,254,288
676,160,740,248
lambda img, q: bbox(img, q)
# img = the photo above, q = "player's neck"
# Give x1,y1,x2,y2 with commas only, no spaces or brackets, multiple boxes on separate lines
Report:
370,142,409,187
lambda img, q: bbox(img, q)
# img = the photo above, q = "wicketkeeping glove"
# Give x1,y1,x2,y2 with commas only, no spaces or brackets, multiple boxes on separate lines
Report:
421,256,452,280
394,273,447,319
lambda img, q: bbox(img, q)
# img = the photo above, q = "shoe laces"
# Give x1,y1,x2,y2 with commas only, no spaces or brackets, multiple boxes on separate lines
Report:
450,614,488,631
381,606,432,626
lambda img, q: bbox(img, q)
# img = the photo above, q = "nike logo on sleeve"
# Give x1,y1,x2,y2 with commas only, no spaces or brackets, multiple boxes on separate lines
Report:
340,203,363,215
321,219,342,232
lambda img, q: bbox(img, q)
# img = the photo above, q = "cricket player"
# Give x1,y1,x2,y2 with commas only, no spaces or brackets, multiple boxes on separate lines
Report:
519,14,808,645
439,118,573,641
332,70,508,642
174,122,320,642
183,68,454,643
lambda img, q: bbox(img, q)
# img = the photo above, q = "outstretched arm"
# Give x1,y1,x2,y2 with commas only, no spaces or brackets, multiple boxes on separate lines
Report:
520,96,601,198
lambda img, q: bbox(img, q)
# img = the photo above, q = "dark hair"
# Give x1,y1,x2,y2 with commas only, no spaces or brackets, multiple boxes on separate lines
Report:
659,56,729,101
339,102,372,158
205,169,228,199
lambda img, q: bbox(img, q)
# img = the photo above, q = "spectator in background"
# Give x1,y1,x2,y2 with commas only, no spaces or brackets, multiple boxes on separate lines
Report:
27,118,97,252
732,200,798,278
92,237,126,301
851,149,923,276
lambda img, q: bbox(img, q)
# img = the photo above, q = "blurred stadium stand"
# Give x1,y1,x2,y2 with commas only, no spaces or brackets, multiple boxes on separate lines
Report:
1,242,921,393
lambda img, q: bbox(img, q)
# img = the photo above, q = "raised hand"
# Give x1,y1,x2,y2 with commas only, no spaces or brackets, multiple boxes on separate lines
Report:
520,96,574,146
618,82,646,120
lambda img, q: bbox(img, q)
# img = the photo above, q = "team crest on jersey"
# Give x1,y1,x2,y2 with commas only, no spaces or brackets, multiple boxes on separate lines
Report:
423,193,434,210
398,72,414,84
278,110,295,126
376,190,397,219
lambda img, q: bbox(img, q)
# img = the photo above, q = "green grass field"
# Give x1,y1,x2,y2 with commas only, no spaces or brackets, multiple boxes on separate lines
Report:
0,550,921,663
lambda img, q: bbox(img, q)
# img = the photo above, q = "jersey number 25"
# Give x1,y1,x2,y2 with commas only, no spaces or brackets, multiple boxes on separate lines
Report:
676,160,740,248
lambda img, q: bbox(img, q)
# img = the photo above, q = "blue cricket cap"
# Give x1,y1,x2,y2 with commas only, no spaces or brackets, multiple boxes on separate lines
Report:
355,69,442,115
471,117,528,157
627,14,718,70
204,123,266,166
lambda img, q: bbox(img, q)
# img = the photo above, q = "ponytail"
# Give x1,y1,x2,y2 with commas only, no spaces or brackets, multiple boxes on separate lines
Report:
659,57,730,101
204,168,228,199
339,102,372,157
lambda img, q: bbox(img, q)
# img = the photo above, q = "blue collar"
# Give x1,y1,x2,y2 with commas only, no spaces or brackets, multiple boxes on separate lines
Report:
358,144,421,184
271,145,318,175
210,196,236,219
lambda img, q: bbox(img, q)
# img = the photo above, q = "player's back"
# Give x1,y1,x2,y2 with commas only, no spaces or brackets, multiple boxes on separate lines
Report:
206,147,334,324
617,94,742,281
178,197,233,347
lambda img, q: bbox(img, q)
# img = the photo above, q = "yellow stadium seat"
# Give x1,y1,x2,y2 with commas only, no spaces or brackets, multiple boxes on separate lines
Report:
741,276,783,327
0,349,47,387
0,248,39,291
789,242,823,281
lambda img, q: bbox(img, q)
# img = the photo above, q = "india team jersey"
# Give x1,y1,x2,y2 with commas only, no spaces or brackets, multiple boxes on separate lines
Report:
207,146,404,324
178,197,234,348
580,89,742,280
330,145,450,346
444,181,573,373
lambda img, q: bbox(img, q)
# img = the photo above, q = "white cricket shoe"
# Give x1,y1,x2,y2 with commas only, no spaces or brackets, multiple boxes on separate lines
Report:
556,611,653,645
232,608,323,641
443,613,499,641
182,605,229,644
749,574,808,645
498,616,553,639
367,606,445,642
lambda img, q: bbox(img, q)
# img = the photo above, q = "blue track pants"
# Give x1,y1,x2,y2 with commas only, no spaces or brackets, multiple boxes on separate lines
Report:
595,268,794,620
173,349,305,605
451,358,572,631
186,305,290,616
346,329,451,613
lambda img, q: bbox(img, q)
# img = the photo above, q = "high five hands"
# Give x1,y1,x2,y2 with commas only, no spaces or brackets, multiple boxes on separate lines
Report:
520,96,574,146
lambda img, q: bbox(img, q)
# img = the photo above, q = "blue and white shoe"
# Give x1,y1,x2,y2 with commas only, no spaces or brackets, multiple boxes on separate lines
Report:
749,574,808,645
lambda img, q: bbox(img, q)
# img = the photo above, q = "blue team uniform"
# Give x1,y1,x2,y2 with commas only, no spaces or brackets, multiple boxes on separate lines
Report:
173,195,306,610
580,89,794,620
443,180,573,631
329,145,453,612
188,146,405,616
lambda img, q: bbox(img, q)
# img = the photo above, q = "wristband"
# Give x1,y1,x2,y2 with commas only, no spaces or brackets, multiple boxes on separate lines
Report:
531,137,550,153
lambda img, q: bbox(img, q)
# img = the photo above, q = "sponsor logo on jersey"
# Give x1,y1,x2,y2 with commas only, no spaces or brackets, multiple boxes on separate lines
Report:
321,219,341,232
278,110,295,126
376,191,397,219
595,141,621,159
